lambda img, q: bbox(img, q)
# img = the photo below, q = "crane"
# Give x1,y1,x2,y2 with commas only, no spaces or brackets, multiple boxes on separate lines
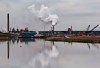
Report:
90,25,99,32
86,25,90,31
86,25,99,35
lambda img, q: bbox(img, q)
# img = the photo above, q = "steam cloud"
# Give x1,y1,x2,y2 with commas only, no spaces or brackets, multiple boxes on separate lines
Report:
28,4,59,26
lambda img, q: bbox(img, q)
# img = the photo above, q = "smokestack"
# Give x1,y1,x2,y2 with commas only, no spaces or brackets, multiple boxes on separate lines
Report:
53,25,54,31
7,13,9,33
71,25,72,31
52,25,54,35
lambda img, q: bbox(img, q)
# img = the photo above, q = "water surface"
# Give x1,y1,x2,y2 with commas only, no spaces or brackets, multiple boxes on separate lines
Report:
0,38,100,68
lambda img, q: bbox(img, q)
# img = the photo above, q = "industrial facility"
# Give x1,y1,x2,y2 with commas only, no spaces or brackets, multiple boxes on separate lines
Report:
0,13,100,39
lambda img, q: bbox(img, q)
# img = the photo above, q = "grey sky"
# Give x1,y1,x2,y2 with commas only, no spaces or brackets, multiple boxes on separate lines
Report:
0,0,100,31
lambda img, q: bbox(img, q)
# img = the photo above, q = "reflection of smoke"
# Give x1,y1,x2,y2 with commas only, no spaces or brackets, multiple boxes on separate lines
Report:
29,45,59,68
28,4,59,26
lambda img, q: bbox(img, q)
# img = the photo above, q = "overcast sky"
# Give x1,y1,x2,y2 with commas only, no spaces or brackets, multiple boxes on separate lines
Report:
0,0,100,31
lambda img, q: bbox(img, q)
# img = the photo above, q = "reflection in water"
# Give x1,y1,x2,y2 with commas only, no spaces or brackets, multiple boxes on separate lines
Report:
7,40,10,59
20,38,35,44
2,38,36,60
11,38,35,44
0,38,100,68
29,44,59,68
4,38,100,50
92,43,99,49
3,39,100,60
87,43,99,49
87,43,90,49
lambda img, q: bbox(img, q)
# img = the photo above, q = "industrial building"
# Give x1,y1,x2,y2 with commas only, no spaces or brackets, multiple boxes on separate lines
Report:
38,31,100,37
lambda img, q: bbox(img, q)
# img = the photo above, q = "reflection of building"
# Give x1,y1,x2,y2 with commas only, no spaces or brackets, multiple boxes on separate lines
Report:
20,38,35,44
11,38,35,44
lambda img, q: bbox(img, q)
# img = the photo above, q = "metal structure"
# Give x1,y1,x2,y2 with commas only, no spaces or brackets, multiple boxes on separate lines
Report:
86,25,90,31
7,13,10,32
86,25,99,35
90,25,99,32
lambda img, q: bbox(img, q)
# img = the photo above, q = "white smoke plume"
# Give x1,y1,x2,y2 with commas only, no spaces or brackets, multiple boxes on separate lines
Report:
28,4,59,26
46,15,59,26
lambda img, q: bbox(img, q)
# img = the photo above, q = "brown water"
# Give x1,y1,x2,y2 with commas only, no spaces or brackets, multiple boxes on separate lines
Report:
0,38,100,68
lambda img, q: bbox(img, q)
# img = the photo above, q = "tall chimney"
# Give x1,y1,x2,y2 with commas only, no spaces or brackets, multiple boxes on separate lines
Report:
7,13,9,32
52,25,54,35
53,25,54,31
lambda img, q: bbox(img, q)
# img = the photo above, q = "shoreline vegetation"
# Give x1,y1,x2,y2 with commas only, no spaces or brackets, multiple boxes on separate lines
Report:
46,36,100,43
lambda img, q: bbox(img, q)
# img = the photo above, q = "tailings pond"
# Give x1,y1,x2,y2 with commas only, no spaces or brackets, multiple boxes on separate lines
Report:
0,38,100,68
